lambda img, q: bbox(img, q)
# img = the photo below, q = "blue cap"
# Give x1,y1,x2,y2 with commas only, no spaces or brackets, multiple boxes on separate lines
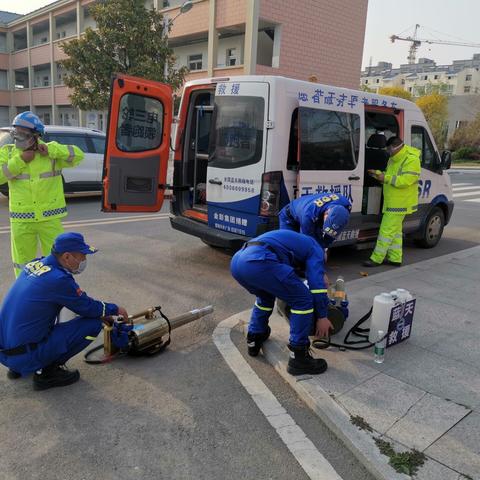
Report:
322,205,350,239
52,232,98,255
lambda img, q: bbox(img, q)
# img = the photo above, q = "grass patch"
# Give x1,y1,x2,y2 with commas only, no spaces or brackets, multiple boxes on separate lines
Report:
350,415,373,433
452,158,480,166
374,438,427,476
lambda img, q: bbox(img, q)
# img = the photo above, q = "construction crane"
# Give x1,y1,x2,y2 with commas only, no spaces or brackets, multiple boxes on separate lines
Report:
390,24,480,64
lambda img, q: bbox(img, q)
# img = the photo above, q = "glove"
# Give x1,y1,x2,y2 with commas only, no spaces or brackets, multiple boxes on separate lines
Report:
37,143,48,156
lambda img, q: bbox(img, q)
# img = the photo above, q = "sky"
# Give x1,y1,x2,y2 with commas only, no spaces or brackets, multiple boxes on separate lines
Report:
2,0,480,70
362,0,480,69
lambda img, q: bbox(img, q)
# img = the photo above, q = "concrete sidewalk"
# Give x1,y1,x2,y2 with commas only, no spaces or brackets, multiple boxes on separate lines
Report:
240,245,480,480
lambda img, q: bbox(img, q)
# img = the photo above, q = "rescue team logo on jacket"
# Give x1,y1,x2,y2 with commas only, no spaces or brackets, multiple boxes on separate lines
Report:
25,260,51,276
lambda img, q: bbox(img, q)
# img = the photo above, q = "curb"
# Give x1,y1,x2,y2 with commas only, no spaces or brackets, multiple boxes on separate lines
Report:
258,318,410,480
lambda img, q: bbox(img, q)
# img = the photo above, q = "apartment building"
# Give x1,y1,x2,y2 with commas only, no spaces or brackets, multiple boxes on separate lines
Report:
361,55,480,97
0,0,368,130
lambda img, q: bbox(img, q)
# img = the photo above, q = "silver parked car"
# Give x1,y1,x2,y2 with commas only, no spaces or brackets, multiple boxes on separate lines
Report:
0,125,105,196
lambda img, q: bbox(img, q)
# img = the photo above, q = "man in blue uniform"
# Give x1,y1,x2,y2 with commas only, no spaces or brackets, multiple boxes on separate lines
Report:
231,230,333,376
0,232,128,390
279,193,352,249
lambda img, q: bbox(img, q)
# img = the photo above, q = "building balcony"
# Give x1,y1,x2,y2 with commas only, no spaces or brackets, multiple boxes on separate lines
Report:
30,44,52,66
11,50,29,69
0,91,10,104
32,87,52,106
12,89,30,106
0,53,8,70
168,0,209,39
212,65,244,77
54,85,71,105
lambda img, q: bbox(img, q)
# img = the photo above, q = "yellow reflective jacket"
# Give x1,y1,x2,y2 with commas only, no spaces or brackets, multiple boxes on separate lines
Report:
0,140,84,222
379,145,421,215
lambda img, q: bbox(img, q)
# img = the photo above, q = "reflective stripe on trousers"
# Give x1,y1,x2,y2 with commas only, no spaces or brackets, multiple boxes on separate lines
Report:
370,213,406,264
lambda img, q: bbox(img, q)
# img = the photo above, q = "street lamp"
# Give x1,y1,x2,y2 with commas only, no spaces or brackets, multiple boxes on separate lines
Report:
163,1,194,78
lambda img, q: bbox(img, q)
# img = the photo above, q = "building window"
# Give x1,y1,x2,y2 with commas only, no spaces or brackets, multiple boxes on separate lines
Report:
375,78,379,83
401,79,405,84
188,54,203,71
466,74,472,81
408,87,412,92
226,48,238,67
447,76,452,80
434,75,439,80
464,86,471,93
423,75,428,80
364,79,368,84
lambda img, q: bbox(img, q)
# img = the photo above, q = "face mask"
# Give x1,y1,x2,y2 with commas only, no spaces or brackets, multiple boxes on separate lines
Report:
67,256,87,275
13,130,35,150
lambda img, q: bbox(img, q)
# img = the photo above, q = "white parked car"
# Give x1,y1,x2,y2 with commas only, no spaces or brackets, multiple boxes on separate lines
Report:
0,125,105,196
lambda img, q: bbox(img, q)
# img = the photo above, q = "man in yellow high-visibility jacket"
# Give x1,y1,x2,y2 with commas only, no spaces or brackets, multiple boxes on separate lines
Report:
363,136,421,267
0,112,84,276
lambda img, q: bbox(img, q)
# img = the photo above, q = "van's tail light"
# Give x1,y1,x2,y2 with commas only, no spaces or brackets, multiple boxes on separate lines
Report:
260,171,282,217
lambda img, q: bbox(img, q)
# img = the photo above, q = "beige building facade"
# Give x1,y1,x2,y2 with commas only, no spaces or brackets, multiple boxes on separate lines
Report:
0,0,368,129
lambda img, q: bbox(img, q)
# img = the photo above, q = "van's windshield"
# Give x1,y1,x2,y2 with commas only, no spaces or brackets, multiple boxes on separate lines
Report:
209,96,264,169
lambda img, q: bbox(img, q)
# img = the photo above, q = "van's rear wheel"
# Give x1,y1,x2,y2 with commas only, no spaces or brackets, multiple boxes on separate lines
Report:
415,206,445,248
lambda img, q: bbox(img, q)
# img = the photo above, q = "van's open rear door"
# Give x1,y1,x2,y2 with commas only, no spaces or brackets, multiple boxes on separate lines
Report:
102,74,172,212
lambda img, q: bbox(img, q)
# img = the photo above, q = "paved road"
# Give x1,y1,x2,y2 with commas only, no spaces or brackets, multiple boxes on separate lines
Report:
0,169,478,480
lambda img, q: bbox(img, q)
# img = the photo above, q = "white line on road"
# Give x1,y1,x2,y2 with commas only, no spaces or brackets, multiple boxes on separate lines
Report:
213,315,343,480
452,186,480,192
452,183,473,187
453,190,480,198
466,198,480,203
0,213,170,234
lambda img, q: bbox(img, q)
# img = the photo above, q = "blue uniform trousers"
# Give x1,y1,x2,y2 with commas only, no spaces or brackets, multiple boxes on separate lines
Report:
1,317,102,376
231,246,314,346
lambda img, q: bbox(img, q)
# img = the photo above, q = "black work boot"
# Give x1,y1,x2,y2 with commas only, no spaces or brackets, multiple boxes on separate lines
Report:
33,364,80,391
287,344,328,376
7,369,21,380
246,327,271,357
362,259,382,268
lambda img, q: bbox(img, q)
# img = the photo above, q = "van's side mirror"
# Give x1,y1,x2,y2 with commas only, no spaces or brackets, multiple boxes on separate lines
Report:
441,150,452,170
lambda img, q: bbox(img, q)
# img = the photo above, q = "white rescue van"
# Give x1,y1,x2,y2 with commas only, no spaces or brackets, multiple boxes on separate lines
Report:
102,74,454,250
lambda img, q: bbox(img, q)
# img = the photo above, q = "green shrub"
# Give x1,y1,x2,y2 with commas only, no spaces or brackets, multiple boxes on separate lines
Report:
453,146,478,160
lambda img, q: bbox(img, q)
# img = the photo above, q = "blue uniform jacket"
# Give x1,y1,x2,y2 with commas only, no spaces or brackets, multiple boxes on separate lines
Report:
251,230,329,318
0,255,118,350
286,193,351,238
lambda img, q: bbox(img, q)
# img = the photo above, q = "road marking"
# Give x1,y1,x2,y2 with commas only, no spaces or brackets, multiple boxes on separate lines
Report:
451,182,473,187
453,190,480,198
466,198,480,203
213,315,343,480
452,186,479,192
0,213,170,234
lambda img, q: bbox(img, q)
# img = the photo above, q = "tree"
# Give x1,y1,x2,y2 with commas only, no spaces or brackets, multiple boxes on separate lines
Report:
378,87,413,101
448,113,480,151
60,0,188,111
415,93,448,149
359,84,375,93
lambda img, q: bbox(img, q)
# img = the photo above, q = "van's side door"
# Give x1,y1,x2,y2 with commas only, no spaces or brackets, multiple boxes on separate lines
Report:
297,106,363,212
102,74,172,212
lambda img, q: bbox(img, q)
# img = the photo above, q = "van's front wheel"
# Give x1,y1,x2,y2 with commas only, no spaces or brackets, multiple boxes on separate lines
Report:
415,206,445,248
